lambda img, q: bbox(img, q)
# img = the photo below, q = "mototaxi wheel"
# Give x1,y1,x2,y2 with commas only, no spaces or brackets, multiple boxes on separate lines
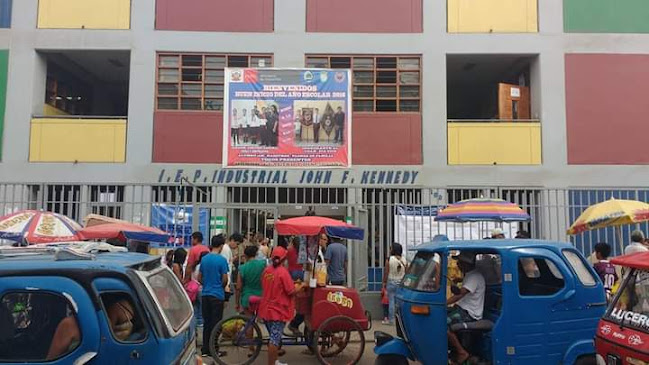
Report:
313,315,365,365
209,315,263,365
375,354,409,365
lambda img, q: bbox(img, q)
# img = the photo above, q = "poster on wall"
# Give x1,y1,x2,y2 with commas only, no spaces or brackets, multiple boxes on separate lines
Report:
223,68,352,168
151,205,209,248
394,206,519,261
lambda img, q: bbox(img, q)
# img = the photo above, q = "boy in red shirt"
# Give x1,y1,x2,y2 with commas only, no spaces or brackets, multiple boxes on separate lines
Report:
259,246,304,365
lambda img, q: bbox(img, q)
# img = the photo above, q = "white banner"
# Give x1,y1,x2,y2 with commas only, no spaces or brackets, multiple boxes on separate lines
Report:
394,206,519,261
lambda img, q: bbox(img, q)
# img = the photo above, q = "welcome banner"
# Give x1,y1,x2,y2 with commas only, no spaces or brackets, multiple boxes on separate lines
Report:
223,68,351,168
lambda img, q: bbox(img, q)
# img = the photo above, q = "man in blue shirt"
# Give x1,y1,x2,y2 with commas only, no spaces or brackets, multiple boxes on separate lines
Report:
198,234,229,357
324,238,348,286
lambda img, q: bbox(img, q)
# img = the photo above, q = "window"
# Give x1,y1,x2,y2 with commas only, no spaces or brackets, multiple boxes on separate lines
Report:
156,53,273,111
563,250,597,286
100,293,147,343
518,257,565,296
146,269,193,332
402,252,441,292
90,185,125,219
0,292,80,361
305,55,421,112
606,269,649,331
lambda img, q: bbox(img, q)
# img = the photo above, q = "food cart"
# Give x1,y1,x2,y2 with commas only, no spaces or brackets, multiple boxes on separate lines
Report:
210,216,371,365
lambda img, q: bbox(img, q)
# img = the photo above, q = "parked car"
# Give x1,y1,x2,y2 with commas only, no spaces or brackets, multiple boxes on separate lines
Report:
595,251,649,365
0,242,200,365
374,239,606,365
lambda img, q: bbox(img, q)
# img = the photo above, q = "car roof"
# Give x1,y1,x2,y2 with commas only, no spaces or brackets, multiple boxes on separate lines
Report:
413,239,576,253
0,249,156,273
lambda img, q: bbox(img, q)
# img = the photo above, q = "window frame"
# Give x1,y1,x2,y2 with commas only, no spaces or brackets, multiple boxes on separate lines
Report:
135,266,193,336
98,291,149,344
305,54,422,113
562,249,597,287
517,256,566,297
155,52,274,112
0,290,82,362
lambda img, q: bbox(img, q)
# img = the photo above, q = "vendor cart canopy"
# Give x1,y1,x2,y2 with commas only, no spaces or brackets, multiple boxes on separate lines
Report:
275,216,364,240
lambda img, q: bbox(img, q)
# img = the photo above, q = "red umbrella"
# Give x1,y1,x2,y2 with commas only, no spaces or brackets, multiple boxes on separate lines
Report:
78,222,170,243
275,216,364,240
0,210,81,245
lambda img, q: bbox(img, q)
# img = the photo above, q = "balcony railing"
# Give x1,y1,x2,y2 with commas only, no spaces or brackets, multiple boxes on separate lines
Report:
447,119,541,165
30,117,127,163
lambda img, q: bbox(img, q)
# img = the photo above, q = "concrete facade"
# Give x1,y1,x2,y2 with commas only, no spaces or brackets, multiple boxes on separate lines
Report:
0,0,648,187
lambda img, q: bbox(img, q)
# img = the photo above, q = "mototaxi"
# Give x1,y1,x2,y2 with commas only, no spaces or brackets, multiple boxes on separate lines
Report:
374,239,606,365
595,251,649,365
0,242,200,365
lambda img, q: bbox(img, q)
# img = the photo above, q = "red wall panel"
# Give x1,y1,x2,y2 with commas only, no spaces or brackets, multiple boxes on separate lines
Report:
566,54,649,165
306,0,422,33
153,111,223,163
156,0,273,32
352,113,422,165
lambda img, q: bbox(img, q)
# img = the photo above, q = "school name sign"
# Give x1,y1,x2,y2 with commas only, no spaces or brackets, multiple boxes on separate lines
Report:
156,168,421,186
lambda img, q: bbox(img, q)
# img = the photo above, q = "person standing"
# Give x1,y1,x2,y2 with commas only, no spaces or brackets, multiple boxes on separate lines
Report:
625,230,648,255
593,242,618,301
172,247,187,283
231,108,240,146
241,108,249,144
287,237,305,336
198,235,230,358
313,108,320,143
334,106,345,144
185,232,210,328
236,246,266,314
324,237,348,286
382,243,407,325
259,246,304,365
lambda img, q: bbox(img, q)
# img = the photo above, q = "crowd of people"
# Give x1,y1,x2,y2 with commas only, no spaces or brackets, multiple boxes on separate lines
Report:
163,229,349,365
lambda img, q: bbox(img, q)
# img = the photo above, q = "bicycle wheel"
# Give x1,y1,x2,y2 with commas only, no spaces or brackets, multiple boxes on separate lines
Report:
313,315,365,365
209,315,263,365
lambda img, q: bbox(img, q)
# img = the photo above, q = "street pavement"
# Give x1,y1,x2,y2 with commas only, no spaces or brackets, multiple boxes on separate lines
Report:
200,319,396,365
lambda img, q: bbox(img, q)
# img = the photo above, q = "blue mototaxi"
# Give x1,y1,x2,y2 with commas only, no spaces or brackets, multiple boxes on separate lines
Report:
373,239,606,365
0,243,200,365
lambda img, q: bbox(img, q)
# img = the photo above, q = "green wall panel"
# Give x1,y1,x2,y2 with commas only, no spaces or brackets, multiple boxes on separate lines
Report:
0,50,7,160
565,0,649,33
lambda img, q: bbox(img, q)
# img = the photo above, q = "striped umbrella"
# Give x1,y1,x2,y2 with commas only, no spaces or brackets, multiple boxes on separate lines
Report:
0,210,82,245
435,198,531,222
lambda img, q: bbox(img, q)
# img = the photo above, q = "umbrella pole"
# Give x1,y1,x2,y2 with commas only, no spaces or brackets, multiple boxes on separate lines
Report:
616,226,623,256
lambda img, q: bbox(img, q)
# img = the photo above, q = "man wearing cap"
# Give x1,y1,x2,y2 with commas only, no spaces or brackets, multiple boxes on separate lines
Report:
259,246,305,365
446,251,486,364
491,228,505,239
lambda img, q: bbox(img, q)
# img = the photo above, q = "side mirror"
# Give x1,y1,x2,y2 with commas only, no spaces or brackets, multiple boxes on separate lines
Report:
73,352,97,365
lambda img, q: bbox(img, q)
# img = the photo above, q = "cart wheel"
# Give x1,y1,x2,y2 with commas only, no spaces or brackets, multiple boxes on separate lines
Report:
209,315,263,365
313,315,365,365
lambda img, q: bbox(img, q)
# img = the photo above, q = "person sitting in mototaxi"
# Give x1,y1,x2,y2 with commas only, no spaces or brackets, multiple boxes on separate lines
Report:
446,252,486,365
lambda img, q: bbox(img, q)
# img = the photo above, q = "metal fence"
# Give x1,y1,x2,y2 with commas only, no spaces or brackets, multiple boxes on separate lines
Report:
2,183,648,291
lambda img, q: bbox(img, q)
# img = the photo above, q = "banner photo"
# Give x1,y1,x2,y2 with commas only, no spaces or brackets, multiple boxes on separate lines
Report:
224,68,352,168
151,205,210,248
394,206,519,261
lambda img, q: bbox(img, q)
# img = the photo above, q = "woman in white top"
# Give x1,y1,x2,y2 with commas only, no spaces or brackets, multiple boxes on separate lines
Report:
382,242,407,325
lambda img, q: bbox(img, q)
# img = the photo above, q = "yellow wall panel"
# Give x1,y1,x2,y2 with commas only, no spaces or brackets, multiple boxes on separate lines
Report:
30,118,127,163
447,122,541,165
38,0,131,29
448,0,538,33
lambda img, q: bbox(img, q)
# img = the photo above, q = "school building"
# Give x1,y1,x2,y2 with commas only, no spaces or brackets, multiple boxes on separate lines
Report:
1,0,649,295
